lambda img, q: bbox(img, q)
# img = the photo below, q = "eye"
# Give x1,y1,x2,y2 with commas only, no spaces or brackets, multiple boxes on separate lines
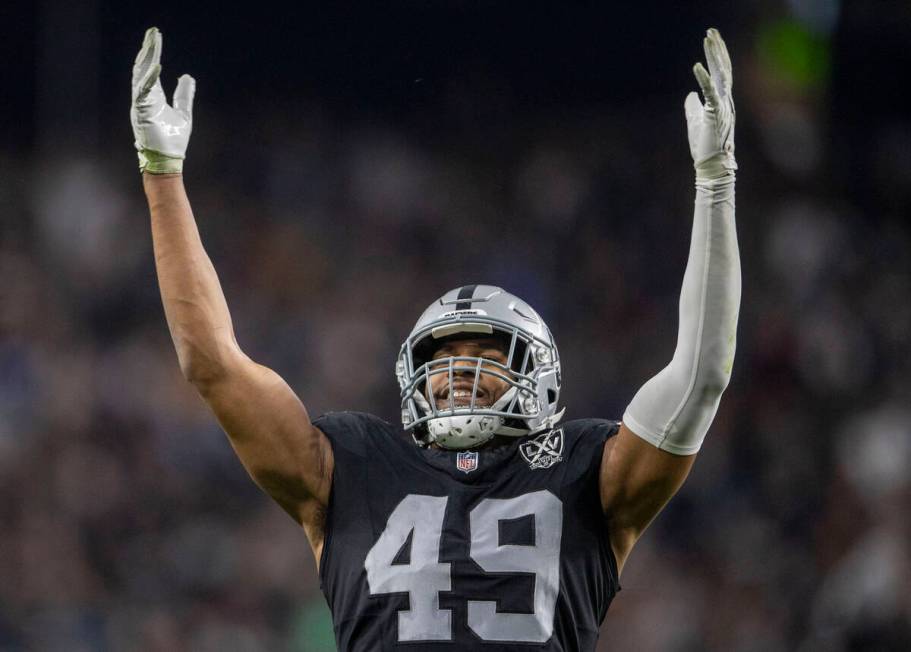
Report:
482,350,507,363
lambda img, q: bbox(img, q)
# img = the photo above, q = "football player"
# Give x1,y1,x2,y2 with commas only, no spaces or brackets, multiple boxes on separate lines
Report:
132,26,739,650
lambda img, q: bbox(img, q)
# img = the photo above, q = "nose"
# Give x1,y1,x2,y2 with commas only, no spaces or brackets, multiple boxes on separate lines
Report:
442,354,474,375
430,358,480,389
452,362,475,377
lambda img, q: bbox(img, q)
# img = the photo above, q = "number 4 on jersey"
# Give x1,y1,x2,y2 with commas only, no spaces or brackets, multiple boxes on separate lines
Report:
364,491,563,643
364,495,452,641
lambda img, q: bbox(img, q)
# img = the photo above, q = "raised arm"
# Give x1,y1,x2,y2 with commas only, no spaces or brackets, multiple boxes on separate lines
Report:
132,28,333,555
600,29,741,572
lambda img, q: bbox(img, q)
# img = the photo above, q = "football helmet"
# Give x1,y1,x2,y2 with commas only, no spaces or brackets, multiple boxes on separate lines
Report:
397,285,564,449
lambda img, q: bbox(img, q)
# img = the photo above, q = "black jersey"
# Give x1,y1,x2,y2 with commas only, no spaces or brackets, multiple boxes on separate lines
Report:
315,411,620,651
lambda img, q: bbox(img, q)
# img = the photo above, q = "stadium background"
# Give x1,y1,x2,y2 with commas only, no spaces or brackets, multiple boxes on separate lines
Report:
2,1,911,650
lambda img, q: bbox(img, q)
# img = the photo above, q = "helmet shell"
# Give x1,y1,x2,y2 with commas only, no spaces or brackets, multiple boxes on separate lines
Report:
397,285,563,447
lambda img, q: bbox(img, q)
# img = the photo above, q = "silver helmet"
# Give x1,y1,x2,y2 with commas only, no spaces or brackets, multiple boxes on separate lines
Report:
396,285,564,449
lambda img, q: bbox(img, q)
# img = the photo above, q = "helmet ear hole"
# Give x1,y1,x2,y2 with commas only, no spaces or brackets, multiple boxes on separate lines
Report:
547,388,557,406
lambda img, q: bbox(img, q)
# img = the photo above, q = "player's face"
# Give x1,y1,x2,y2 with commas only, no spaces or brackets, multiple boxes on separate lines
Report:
428,338,512,410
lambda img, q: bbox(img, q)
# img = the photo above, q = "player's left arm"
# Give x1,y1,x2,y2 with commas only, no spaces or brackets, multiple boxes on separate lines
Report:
600,29,741,573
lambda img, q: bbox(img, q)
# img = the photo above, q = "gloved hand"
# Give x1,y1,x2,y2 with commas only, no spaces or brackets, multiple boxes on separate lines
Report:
131,27,195,174
685,28,737,181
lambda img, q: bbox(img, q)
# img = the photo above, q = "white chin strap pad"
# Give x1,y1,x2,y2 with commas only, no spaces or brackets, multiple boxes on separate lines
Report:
429,414,504,449
424,385,517,449
623,174,740,455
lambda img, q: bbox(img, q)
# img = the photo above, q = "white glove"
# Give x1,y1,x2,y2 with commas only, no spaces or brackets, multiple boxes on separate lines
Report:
685,28,737,181
130,27,195,174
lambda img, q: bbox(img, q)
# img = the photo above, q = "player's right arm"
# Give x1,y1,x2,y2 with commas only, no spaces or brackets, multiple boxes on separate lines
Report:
132,28,333,551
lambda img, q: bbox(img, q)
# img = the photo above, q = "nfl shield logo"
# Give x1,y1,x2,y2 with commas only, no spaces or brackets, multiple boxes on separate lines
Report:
456,451,479,473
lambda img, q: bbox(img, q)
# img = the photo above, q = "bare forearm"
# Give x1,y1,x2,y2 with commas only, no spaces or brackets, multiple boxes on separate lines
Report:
145,173,238,383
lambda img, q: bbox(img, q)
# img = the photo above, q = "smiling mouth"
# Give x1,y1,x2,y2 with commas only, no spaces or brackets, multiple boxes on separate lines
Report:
435,385,490,408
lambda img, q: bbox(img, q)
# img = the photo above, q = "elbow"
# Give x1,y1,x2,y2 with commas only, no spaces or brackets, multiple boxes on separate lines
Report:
694,361,733,406
176,341,236,390
692,334,737,399
181,361,224,390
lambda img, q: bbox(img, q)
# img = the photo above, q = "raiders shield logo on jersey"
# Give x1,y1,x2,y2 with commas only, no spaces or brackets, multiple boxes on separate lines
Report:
456,451,479,473
519,428,564,469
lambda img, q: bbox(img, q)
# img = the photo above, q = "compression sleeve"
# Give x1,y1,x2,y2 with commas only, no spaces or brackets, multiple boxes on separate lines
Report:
622,173,741,455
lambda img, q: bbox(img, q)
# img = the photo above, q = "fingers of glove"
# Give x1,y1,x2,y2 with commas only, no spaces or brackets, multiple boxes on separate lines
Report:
173,74,196,120
705,30,732,97
707,28,733,85
693,62,720,108
135,63,162,104
132,27,161,88
684,91,703,157
703,35,725,96
132,28,155,82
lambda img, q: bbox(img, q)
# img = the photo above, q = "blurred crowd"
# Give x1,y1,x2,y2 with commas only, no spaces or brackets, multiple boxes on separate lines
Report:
3,8,911,652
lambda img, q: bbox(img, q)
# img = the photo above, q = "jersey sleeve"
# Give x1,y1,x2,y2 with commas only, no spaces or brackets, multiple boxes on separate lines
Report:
560,419,622,602
313,411,370,457
312,410,392,499
311,411,393,592
561,418,620,484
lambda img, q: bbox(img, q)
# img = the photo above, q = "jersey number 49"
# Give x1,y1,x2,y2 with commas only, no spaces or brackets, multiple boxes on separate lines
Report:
364,490,562,643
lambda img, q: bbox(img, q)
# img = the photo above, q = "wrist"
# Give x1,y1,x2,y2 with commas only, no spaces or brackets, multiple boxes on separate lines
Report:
142,170,185,198
138,149,184,174
694,152,737,182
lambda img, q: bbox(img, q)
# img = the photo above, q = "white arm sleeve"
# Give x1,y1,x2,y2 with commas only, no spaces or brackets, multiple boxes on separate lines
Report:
622,173,741,455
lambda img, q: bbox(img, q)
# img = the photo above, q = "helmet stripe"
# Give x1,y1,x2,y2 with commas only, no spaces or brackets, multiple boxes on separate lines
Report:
455,284,478,310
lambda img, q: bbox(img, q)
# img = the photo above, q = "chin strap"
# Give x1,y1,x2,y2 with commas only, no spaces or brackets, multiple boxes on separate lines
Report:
494,406,566,438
